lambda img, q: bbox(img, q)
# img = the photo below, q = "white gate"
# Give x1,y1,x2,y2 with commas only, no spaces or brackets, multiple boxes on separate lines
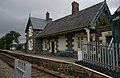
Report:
14,59,31,78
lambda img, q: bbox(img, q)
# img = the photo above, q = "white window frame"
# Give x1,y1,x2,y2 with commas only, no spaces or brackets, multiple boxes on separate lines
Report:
28,26,33,37
28,39,33,50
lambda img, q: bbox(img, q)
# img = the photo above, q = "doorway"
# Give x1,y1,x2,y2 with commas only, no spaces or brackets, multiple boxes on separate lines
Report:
106,36,112,44
51,41,55,54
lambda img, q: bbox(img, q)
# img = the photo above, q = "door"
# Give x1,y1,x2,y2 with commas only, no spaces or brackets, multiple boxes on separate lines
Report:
113,19,120,43
51,41,54,54
106,36,112,44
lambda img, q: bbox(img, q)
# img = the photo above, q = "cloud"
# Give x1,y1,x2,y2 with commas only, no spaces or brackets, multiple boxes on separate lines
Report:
0,0,120,43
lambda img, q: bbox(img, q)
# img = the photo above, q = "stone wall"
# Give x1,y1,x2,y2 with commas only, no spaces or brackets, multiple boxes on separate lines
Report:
0,50,112,78
34,38,42,54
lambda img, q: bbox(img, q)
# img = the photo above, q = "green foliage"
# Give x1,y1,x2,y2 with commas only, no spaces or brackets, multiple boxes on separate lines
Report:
16,44,23,50
99,15,107,26
97,12,109,27
0,31,21,50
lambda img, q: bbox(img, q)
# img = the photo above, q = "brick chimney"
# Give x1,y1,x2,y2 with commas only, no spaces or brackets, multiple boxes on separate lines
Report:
46,11,52,23
46,11,49,21
72,1,79,14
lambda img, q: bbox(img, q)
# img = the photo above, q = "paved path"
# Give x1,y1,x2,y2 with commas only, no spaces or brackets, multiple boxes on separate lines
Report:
34,54,77,63
15,51,77,63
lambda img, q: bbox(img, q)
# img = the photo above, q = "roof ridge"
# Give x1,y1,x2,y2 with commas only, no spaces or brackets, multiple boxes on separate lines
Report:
53,1,104,22
90,1,105,26
78,1,104,13
30,17,46,20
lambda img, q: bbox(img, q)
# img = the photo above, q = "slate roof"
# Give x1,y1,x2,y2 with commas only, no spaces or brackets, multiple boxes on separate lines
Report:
37,2,105,37
112,6,120,19
25,17,47,33
115,6,120,13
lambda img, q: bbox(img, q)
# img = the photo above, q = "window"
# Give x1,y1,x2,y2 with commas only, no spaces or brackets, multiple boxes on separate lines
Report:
78,37,80,48
44,39,48,49
78,37,83,48
28,26,33,37
81,37,83,40
90,38,92,42
28,39,33,50
45,40,47,49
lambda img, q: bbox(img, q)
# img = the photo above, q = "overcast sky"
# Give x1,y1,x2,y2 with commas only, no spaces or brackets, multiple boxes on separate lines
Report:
0,0,120,43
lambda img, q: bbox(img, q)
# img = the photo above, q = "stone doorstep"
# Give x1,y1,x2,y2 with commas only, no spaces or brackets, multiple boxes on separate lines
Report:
32,64,69,78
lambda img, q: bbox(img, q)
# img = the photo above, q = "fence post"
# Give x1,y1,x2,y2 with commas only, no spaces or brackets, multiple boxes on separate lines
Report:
104,46,107,68
112,43,115,70
115,44,119,72
99,44,101,66
78,50,83,61
14,59,18,78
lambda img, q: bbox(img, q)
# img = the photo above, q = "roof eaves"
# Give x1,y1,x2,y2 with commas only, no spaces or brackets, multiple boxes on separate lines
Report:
29,17,35,28
25,17,31,33
33,29,42,31
112,12,120,19
38,26,87,38
90,1,105,27
115,6,120,13
102,2,111,19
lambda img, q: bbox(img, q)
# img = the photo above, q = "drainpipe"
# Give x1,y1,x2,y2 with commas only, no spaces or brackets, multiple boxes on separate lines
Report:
84,28,90,42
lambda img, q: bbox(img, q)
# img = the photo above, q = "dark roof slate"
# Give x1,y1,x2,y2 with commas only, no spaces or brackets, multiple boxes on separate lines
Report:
37,2,104,37
115,6,120,13
25,17,47,33
30,17,47,29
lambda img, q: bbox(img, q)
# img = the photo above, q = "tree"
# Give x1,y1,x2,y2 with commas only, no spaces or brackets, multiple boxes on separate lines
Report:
0,36,6,49
0,31,21,50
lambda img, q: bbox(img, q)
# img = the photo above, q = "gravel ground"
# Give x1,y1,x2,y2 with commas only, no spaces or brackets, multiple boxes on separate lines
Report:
0,59,14,78
32,68,58,78
0,59,58,78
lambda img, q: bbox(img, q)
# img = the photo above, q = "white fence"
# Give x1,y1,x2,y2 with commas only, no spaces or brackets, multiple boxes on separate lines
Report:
14,59,31,78
81,42,120,72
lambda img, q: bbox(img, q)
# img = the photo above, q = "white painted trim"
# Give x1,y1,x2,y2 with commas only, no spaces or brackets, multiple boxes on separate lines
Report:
73,63,113,78
84,28,90,42
28,26,33,37
113,16,120,21
90,2,105,27
28,39,33,50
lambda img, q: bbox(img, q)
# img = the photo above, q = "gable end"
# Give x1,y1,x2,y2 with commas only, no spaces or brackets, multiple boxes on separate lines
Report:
90,1,111,28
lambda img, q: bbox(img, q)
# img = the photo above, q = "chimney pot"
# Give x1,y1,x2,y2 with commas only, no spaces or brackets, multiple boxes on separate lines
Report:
46,11,49,21
46,11,52,23
72,1,79,14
